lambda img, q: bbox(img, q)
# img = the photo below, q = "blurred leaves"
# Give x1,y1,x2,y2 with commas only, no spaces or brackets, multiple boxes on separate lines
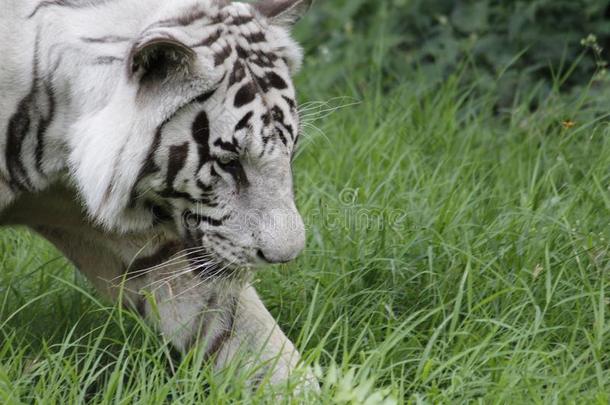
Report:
297,0,610,107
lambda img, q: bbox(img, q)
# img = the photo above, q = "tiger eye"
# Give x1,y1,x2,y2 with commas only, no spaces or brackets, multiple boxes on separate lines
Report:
218,155,233,165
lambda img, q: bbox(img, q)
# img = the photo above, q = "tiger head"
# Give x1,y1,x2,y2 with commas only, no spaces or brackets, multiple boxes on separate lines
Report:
70,0,312,273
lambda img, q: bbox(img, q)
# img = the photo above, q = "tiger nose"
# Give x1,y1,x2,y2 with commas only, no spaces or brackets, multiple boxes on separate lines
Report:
257,249,292,264
257,209,305,264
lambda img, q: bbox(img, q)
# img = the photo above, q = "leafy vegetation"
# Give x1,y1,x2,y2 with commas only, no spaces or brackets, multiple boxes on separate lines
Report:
1,0,609,403
297,0,610,106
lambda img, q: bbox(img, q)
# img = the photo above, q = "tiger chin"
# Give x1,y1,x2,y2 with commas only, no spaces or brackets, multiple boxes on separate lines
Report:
0,0,319,392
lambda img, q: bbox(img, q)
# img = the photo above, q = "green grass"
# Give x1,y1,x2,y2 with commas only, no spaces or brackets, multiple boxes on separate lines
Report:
2,18,610,405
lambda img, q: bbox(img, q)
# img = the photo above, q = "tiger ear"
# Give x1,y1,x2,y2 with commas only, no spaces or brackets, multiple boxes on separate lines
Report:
129,35,195,83
253,0,313,27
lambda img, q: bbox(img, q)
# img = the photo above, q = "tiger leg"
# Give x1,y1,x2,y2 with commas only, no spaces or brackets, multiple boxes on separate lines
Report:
31,226,236,355
33,227,316,390
130,261,319,390
214,285,319,390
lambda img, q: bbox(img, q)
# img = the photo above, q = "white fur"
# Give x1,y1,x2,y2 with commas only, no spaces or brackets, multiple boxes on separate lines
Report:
0,0,317,391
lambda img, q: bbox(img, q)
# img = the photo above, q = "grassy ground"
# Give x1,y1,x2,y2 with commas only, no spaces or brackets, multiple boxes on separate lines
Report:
2,9,610,405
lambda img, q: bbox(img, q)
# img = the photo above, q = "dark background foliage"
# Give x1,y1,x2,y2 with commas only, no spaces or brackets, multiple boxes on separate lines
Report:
297,0,610,107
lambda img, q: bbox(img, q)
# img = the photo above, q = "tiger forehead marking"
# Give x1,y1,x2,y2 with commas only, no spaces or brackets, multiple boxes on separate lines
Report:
132,2,300,192
202,3,299,153
172,2,300,154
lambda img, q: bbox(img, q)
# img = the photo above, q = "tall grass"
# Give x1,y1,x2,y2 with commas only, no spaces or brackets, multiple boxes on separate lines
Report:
1,6,609,404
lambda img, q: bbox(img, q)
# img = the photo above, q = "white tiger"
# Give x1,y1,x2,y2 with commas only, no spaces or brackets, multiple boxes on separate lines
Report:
0,0,318,390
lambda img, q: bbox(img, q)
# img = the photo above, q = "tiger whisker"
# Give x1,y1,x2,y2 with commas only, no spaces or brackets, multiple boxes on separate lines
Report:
297,96,358,112
114,255,193,282
169,259,236,301
139,251,216,277
113,248,215,283
143,253,220,290
146,266,195,293
300,122,331,144
298,99,360,120
142,254,221,291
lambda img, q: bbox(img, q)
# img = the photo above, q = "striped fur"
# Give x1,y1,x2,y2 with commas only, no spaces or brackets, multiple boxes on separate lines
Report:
0,0,317,390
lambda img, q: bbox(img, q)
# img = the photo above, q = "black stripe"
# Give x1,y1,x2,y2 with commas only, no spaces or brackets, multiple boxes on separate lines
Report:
158,189,198,202
253,73,270,93
182,210,229,230
244,32,266,44
5,34,47,191
282,95,296,110
259,134,272,157
250,51,278,68
196,198,218,207
6,30,56,189
234,111,253,132
231,15,253,25
6,93,35,191
214,45,233,66
194,90,216,104
202,214,228,226
193,29,223,48
228,61,246,86
235,46,248,59
192,183,219,205
29,0,66,17
285,123,295,139
196,179,213,193
34,84,56,174
102,140,128,206
81,35,129,43
266,72,288,90
165,143,190,191
261,111,272,126
146,8,208,30
213,138,238,153
28,0,101,18
192,111,212,168
210,164,220,178
195,214,230,227
271,105,285,122
129,124,164,206
276,127,288,146
93,56,123,65
234,83,256,108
